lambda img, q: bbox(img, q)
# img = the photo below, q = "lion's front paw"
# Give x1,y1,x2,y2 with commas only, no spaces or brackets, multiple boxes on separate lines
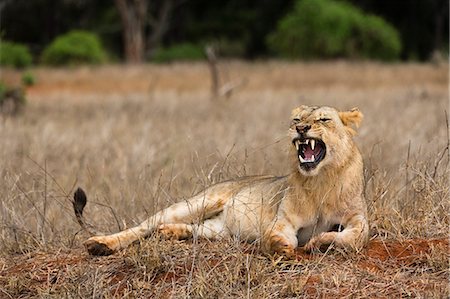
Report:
304,232,338,253
84,236,116,256
266,235,296,259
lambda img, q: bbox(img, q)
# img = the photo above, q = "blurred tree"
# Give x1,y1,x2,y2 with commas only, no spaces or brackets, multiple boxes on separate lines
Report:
114,0,147,63
348,0,449,60
0,0,119,57
0,0,447,61
114,0,184,63
267,0,402,60
167,0,293,58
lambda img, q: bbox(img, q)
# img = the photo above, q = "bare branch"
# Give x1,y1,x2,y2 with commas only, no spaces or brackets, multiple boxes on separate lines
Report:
206,46,219,99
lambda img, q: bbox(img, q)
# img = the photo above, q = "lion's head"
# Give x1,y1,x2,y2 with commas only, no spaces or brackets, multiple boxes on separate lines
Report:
289,105,363,177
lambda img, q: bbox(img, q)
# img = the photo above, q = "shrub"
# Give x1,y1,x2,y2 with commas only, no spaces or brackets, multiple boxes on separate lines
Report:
41,30,107,65
353,15,402,61
152,43,205,63
0,41,32,68
267,0,401,61
22,72,36,86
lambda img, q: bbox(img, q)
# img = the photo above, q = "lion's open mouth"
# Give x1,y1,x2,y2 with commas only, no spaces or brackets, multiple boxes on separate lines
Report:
293,137,326,171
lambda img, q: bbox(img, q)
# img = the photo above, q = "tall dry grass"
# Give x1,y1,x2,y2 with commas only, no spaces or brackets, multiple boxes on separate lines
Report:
0,61,448,297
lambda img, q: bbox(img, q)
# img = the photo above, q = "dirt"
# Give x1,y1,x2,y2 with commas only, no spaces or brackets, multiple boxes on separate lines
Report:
0,238,447,297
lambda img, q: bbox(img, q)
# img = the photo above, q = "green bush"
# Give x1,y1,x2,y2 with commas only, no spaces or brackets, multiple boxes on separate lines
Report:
152,43,205,63
21,72,36,86
0,41,32,68
41,30,107,65
267,0,401,61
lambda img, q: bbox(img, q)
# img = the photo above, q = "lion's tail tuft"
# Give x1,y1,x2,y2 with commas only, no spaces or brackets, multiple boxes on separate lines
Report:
72,187,100,236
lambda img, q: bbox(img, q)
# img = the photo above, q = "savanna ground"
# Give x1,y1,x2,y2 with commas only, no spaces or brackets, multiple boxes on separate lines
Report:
0,61,448,298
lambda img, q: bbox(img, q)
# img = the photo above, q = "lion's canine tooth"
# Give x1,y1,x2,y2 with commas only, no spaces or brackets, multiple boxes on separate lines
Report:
306,139,309,145
299,155,305,163
311,139,315,150
311,155,315,161
295,141,300,150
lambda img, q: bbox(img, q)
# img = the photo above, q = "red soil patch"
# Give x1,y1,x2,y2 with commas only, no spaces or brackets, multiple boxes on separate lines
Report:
366,238,448,261
360,237,448,272
291,237,449,295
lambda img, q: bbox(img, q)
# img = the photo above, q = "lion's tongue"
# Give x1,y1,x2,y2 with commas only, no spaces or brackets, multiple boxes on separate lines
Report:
303,144,320,160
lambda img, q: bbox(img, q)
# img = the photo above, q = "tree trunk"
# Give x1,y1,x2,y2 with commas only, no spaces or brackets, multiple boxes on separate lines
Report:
115,0,147,63
146,0,174,58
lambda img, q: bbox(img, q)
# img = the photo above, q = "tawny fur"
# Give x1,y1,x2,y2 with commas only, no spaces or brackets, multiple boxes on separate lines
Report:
75,105,369,257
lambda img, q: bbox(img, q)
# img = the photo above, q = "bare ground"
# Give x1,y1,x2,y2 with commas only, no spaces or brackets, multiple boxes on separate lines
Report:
0,61,448,298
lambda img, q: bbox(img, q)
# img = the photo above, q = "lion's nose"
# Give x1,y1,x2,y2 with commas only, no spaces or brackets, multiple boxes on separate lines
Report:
296,124,311,134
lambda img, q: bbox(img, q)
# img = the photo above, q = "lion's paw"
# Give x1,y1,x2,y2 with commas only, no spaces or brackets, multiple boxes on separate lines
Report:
266,235,296,259
304,232,337,253
84,237,116,256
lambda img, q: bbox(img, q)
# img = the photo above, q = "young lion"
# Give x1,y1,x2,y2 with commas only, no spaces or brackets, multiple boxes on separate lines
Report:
74,105,368,257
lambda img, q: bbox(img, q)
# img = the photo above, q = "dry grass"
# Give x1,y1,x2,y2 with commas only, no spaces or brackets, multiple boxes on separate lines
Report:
0,61,448,298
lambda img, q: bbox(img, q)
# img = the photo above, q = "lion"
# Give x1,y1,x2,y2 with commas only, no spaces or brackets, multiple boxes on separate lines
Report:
73,105,369,257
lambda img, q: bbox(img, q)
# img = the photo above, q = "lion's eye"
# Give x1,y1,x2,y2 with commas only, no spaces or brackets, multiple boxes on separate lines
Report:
319,118,331,122
291,118,301,124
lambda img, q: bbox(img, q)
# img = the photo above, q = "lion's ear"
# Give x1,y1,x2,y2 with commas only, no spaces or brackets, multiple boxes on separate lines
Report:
338,108,363,135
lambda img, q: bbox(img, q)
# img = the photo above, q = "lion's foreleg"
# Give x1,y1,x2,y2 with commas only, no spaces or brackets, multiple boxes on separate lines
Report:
305,213,368,252
263,209,303,258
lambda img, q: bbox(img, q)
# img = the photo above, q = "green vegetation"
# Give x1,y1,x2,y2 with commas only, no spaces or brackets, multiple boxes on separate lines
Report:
0,41,32,68
21,72,36,86
267,0,401,60
41,30,107,66
0,1,446,62
152,43,205,63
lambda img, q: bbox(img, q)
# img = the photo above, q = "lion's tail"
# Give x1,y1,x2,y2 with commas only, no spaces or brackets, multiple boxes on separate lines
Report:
72,187,102,236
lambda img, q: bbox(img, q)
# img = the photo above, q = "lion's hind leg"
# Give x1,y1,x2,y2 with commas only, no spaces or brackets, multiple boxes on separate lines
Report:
158,224,193,240
158,216,227,240
82,185,232,255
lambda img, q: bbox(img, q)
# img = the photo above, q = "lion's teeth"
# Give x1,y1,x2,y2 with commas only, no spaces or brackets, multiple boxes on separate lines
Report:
299,155,305,163
305,139,309,145
311,155,315,161
311,139,315,150
295,141,300,150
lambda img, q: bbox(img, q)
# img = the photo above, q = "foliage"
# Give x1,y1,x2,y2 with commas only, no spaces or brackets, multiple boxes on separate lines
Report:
21,72,36,86
267,0,402,60
152,43,205,63
41,30,107,66
0,0,447,61
0,41,32,68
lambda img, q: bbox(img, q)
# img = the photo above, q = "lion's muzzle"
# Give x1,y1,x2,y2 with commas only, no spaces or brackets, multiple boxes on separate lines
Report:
293,137,326,171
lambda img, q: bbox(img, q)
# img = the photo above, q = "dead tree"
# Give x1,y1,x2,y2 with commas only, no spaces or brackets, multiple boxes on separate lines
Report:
205,45,219,99
146,0,174,58
115,0,183,63
205,45,247,100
